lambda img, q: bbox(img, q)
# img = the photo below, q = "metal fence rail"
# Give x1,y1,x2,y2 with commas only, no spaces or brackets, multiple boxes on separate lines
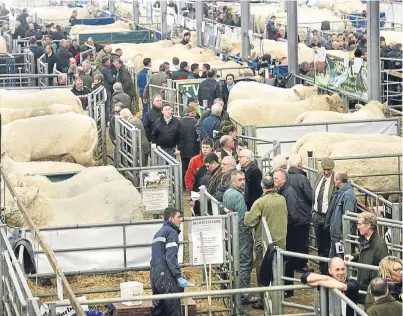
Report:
88,85,107,164
0,168,86,316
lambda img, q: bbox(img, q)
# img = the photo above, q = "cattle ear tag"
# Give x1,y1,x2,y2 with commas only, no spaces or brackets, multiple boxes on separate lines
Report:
104,197,112,204
104,177,109,182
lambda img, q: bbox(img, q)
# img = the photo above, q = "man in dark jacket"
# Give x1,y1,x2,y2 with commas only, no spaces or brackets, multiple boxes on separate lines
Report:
171,61,190,80
198,69,222,108
68,39,81,59
151,104,181,159
200,103,222,140
313,157,337,275
200,63,210,78
325,172,357,259
25,22,36,38
137,58,151,119
44,44,57,76
113,58,136,108
287,154,313,273
180,32,191,45
150,207,188,316
71,78,91,110
56,39,72,72
143,94,163,142
274,168,303,298
386,43,402,70
99,56,116,122
69,10,78,26
179,105,199,187
187,63,200,79
380,41,395,58
266,15,277,40
221,73,235,109
239,149,263,211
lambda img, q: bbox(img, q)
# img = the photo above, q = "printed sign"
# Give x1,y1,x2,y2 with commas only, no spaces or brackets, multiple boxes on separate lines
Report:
191,218,224,265
140,170,169,212
314,50,368,100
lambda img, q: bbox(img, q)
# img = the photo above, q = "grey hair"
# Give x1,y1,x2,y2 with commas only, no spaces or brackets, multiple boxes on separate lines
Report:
120,108,132,117
239,149,254,161
214,98,224,107
113,82,123,91
114,102,123,109
211,103,223,115
288,154,302,168
335,171,348,183
82,60,91,67
272,155,288,170
220,135,231,147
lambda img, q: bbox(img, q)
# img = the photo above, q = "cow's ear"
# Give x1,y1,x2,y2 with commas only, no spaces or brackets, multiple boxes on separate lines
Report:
355,104,363,110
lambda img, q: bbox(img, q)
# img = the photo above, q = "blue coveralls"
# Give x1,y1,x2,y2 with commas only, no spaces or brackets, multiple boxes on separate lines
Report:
137,67,150,121
150,221,182,316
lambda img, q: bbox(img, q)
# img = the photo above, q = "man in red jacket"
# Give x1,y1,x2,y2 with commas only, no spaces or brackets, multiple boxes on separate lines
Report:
184,138,214,195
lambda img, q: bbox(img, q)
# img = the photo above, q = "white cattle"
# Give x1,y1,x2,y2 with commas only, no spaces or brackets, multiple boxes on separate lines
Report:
0,89,82,112
295,101,388,124
1,153,85,176
70,21,132,35
0,36,7,54
291,131,402,165
4,179,143,228
47,179,144,227
2,113,98,166
20,166,125,199
228,94,348,127
0,104,82,125
227,81,318,105
324,140,402,192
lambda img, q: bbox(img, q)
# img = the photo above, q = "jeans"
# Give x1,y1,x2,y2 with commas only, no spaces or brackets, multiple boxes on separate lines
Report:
312,212,331,274
239,229,253,300
162,148,176,160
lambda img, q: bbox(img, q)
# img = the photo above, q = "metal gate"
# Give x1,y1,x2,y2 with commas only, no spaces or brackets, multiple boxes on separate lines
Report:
88,86,107,164
36,54,48,86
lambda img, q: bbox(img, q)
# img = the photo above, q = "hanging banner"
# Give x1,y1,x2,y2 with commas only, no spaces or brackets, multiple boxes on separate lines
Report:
314,50,368,101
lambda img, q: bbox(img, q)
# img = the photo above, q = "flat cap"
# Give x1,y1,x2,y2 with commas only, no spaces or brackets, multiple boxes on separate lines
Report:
321,158,335,169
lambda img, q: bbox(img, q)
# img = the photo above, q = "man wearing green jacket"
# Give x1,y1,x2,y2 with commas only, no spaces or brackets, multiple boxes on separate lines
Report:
367,278,402,316
223,170,258,306
244,175,288,310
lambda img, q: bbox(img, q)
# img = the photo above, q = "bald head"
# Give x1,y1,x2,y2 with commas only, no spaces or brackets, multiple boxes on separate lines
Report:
104,45,112,53
328,257,346,282
221,156,236,172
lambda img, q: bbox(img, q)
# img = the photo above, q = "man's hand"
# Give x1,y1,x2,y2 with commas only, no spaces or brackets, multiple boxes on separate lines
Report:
142,98,148,104
175,149,180,156
344,254,354,262
178,277,189,288
113,140,116,145
189,200,195,207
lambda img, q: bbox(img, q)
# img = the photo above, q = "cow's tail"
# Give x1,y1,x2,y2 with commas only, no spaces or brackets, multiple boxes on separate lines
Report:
295,112,309,124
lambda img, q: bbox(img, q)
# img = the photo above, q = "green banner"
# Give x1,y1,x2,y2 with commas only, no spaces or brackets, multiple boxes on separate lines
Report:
314,51,368,101
173,79,206,116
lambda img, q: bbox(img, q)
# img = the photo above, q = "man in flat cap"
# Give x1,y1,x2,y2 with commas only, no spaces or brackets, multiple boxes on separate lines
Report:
312,158,336,274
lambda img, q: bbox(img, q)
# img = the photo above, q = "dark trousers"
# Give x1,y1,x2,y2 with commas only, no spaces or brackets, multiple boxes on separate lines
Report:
312,212,331,274
284,223,310,295
151,276,182,316
181,157,190,188
141,97,149,121
106,89,112,123
256,249,264,301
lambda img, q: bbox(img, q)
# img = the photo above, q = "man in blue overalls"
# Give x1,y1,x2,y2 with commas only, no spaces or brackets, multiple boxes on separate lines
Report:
150,207,189,315
137,58,152,120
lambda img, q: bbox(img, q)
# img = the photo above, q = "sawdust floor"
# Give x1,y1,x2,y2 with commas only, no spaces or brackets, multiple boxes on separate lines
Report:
28,118,315,314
